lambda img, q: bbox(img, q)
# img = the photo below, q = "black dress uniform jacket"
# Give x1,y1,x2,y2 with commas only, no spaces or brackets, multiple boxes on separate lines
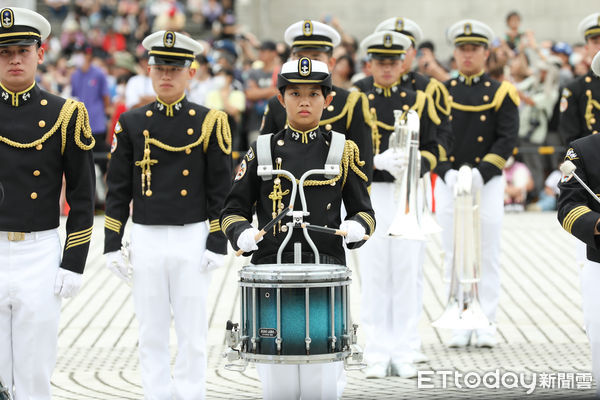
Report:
0,83,95,273
436,73,519,182
260,86,374,184
104,96,232,255
355,71,453,172
557,134,600,262
559,71,600,144
220,127,375,265
364,81,440,183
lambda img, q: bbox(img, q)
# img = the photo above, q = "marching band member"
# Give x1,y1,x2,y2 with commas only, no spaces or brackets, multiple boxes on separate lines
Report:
357,30,441,379
0,7,95,399
557,50,600,398
558,13,600,267
353,17,453,368
260,20,373,185
103,30,232,399
434,20,519,348
221,58,374,400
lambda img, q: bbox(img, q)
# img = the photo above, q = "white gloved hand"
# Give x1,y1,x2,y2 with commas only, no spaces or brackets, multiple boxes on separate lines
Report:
340,220,366,244
200,249,224,272
471,168,484,192
374,148,407,177
105,250,132,285
444,169,459,190
237,227,262,253
54,268,83,299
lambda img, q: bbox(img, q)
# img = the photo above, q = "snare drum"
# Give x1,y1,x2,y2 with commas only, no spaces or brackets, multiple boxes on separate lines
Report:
238,263,351,364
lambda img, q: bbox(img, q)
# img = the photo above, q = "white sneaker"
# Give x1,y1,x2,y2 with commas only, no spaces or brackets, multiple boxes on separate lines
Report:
365,362,388,379
475,333,497,348
448,331,472,348
411,350,429,364
391,362,418,378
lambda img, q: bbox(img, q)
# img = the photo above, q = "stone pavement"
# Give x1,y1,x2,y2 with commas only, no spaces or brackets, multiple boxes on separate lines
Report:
51,212,596,399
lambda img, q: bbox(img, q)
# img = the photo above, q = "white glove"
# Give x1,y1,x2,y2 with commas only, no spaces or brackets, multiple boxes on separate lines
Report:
471,168,484,192
444,169,459,190
237,227,262,253
105,250,132,285
374,148,407,177
340,220,366,244
54,268,83,299
200,249,224,272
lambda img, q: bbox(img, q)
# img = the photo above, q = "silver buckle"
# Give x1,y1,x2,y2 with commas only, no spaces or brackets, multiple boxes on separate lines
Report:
7,232,25,241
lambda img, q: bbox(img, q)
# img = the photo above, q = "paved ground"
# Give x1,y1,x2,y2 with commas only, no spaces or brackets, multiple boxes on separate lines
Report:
51,212,597,399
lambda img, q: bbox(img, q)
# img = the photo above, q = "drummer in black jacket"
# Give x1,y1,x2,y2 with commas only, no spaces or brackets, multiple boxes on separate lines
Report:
220,58,374,400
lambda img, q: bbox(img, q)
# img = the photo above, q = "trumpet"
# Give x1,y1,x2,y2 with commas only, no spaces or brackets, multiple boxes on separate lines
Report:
387,109,426,240
432,165,489,330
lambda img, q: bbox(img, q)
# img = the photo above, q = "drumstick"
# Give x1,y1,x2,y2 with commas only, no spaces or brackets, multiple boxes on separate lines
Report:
560,161,600,206
235,206,292,256
301,223,370,241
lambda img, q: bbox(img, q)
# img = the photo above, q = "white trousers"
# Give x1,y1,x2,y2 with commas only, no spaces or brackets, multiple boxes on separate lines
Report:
434,175,504,335
581,260,600,396
0,229,62,400
358,182,425,365
256,362,345,400
130,222,212,400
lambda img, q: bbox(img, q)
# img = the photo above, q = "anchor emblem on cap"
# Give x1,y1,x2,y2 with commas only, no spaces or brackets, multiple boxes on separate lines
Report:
383,33,393,48
395,18,404,32
303,20,313,36
299,57,311,77
464,23,473,35
163,31,175,48
1,9,14,29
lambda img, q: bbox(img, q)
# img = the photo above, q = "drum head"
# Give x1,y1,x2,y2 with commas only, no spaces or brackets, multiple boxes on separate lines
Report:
240,263,350,283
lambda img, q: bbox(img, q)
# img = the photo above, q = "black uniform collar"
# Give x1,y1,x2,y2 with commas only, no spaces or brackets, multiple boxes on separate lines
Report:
155,94,186,117
286,123,320,144
373,79,401,97
0,81,38,107
458,70,485,86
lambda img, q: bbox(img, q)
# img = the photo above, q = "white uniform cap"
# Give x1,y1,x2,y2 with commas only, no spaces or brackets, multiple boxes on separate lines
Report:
592,50,600,77
578,13,600,40
277,57,331,90
0,7,50,46
359,31,411,59
142,30,203,67
446,19,495,46
374,17,423,46
284,20,341,52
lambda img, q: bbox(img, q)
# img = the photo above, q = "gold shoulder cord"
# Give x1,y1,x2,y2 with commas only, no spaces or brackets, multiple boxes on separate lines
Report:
0,99,94,154
279,140,367,188
451,81,520,112
584,90,600,130
135,109,232,196
426,79,452,116
319,92,358,128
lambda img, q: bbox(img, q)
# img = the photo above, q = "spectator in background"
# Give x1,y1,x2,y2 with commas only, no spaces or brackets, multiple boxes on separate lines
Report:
45,0,69,22
503,156,535,212
125,52,155,109
188,54,214,106
70,44,111,207
332,54,355,89
244,40,280,144
202,0,223,31
527,168,562,211
551,41,574,86
504,11,523,50
206,68,246,148
416,40,449,82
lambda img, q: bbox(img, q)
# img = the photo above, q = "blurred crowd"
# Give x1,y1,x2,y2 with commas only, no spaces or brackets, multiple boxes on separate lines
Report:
34,3,595,212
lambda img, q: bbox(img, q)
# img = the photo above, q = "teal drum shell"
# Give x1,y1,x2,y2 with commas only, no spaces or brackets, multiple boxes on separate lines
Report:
239,264,351,357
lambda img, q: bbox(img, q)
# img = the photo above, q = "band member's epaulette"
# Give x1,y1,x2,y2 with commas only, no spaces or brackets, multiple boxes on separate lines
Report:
425,78,451,116
451,81,520,112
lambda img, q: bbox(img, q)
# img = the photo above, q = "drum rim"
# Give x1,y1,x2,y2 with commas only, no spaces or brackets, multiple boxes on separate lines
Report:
240,263,351,282
239,351,350,364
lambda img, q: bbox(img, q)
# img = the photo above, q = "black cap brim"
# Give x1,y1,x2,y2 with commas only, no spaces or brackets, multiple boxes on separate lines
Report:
148,56,192,67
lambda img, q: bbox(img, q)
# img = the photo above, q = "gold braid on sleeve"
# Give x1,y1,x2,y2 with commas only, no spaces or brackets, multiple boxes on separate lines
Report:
0,99,95,154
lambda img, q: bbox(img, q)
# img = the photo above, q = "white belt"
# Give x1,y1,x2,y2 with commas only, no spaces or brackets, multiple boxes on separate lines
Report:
0,229,57,242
